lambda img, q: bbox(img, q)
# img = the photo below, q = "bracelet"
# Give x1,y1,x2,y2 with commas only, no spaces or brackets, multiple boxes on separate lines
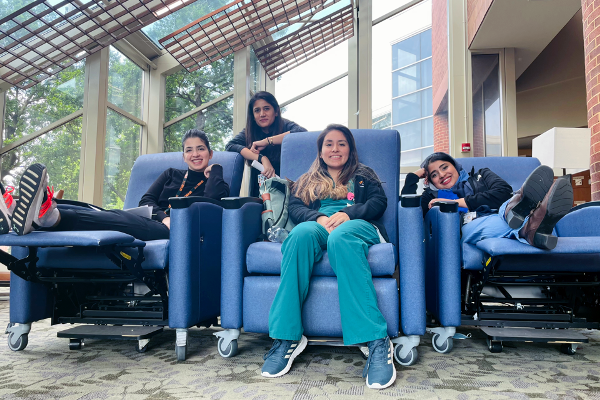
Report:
267,137,273,146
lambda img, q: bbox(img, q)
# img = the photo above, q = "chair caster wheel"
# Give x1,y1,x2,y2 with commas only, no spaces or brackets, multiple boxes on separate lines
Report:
175,345,187,361
217,337,238,358
560,343,577,355
69,339,83,350
487,339,502,353
7,332,28,351
394,345,418,366
432,334,454,354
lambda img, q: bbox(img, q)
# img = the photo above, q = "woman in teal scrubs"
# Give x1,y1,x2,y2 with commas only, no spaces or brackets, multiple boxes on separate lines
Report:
260,124,396,390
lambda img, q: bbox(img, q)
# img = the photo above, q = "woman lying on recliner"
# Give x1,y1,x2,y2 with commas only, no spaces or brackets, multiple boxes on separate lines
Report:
401,152,573,250
1,129,229,241
261,124,396,390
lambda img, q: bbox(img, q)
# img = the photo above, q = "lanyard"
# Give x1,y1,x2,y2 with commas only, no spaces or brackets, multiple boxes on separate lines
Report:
168,171,204,210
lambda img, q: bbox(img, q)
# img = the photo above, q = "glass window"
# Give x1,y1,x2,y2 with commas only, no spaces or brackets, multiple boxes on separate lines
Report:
281,76,348,132
276,42,348,104
141,0,231,47
165,55,234,123
164,97,234,153
3,60,84,145
250,47,261,94
392,88,432,125
372,0,431,141
1,118,82,200
108,46,144,120
104,110,141,209
472,54,502,157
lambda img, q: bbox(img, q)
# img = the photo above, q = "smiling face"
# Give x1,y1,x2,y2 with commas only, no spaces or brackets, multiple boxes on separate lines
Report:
183,137,212,172
427,160,459,189
320,129,350,172
252,99,277,132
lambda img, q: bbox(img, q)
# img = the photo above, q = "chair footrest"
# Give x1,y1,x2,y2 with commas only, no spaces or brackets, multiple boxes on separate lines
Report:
57,325,163,341
481,327,589,343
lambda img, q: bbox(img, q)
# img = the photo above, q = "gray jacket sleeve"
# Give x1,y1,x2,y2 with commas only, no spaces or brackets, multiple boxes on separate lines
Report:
225,129,247,153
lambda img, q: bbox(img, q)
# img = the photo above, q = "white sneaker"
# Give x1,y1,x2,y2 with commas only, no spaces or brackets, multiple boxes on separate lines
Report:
11,164,58,235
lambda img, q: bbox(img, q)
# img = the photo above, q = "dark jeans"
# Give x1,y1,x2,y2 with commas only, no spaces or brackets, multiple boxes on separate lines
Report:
51,209,170,241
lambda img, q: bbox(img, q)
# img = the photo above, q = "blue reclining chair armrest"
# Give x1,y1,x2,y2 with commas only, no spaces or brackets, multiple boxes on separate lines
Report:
169,196,223,209
221,197,263,209
220,201,263,329
424,206,462,327
398,196,426,336
168,201,224,329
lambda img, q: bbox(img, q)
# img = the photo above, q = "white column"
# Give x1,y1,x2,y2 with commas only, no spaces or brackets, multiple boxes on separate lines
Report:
80,48,109,204
234,47,251,196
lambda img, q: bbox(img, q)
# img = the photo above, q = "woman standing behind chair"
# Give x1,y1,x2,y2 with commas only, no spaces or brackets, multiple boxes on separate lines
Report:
261,124,396,390
225,91,307,197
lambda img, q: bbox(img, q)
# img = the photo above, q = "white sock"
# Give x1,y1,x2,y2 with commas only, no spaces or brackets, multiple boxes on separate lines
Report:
40,206,59,228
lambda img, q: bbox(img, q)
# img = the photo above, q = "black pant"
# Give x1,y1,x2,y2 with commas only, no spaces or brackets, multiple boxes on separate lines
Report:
52,209,170,241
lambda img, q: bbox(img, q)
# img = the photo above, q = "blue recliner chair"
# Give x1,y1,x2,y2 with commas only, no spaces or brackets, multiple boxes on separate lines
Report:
215,129,427,366
424,157,600,354
4,151,243,361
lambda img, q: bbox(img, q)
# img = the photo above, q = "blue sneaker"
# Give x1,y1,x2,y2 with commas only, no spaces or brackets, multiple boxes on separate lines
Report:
363,337,396,389
261,335,308,378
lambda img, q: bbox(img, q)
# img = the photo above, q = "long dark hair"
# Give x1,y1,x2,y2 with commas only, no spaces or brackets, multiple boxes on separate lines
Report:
293,124,361,204
244,91,284,146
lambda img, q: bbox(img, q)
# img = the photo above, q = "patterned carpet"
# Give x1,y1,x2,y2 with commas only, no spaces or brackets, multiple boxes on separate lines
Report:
1,301,600,400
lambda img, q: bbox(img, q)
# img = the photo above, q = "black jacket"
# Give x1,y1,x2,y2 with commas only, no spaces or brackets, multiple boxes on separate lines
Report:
138,165,229,222
289,172,389,242
401,167,512,217
225,118,307,197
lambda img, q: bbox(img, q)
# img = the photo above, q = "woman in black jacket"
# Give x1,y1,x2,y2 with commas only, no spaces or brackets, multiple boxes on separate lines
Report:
8,129,229,241
225,91,306,197
261,124,396,391
401,152,573,250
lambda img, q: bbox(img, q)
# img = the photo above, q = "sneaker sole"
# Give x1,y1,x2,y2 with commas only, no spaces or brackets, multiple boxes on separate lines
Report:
366,340,396,390
506,165,554,229
532,177,573,250
11,164,47,236
261,335,308,378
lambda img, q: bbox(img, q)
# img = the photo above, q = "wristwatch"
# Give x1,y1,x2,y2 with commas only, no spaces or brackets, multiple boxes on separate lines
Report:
258,153,264,163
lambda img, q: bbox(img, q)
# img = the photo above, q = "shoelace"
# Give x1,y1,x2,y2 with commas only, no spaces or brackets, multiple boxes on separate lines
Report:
3,186,14,208
362,338,389,378
39,186,54,218
263,339,283,360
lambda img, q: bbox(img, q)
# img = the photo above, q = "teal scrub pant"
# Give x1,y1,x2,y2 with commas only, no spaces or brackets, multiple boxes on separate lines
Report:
268,220,388,345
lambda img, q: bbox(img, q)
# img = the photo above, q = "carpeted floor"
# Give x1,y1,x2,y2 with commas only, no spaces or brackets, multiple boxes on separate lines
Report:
1,300,599,400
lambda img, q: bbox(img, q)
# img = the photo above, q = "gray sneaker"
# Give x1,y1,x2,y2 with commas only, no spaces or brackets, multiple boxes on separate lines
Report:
261,335,307,378
363,337,396,389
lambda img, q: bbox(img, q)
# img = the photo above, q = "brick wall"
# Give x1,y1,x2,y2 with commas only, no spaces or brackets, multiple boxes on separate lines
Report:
432,0,449,153
434,112,450,153
582,0,600,200
467,0,494,48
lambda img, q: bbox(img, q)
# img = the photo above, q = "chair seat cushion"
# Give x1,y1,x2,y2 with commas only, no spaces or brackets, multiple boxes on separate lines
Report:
246,241,396,276
0,230,135,247
34,239,169,270
462,237,600,272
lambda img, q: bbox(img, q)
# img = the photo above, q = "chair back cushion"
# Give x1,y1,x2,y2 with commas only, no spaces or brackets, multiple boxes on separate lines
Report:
123,151,244,210
281,129,401,246
457,157,541,191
